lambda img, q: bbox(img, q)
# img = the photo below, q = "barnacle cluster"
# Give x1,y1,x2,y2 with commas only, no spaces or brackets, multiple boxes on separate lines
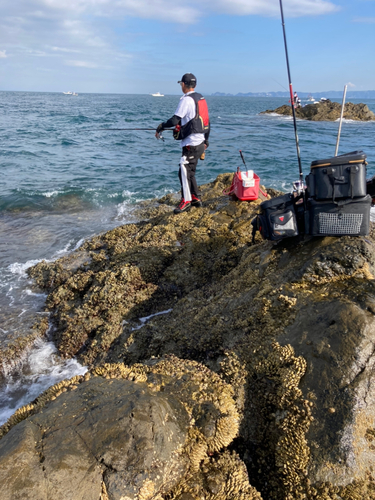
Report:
168,451,263,500
91,362,148,382
219,350,248,413
244,342,311,499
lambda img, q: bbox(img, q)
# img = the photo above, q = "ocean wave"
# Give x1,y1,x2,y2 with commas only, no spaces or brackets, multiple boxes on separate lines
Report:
70,115,89,124
1,187,121,213
55,238,85,256
0,337,87,426
116,200,133,219
334,118,369,124
61,139,79,146
41,190,62,198
8,259,47,277
261,113,294,120
5,240,84,282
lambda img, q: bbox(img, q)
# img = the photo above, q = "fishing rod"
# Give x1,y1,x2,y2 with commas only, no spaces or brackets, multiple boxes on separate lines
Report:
98,127,174,142
335,84,348,156
279,0,303,188
98,128,174,131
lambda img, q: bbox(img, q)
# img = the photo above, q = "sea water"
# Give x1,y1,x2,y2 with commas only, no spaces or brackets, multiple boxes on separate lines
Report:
0,91,374,424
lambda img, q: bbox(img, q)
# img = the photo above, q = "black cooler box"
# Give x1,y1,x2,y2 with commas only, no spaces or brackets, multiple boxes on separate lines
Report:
308,194,371,236
306,151,367,201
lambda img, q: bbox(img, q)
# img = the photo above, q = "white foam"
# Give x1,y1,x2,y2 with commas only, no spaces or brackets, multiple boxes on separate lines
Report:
22,289,48,298
116,200,131,219
262,113,293,120
8,259,47,277
0,337,87,426
42,190,60,198
121,189,136,198
334,118,357,123
54,238,84,256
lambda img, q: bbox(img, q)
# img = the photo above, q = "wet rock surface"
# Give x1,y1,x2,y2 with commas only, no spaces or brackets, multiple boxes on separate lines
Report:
3,172,375,498
261,100,375,121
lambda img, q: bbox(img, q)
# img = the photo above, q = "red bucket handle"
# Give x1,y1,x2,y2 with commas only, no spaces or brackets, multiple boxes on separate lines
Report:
223,182,235,196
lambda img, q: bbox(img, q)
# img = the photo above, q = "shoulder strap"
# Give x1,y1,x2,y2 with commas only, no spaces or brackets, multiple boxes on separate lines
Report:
251,216,258,244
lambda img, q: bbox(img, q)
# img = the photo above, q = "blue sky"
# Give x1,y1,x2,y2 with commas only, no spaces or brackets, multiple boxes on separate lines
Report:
0,0,374,95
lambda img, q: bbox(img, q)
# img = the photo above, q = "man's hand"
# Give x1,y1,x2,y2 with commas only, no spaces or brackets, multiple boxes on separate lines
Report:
155,123,164,138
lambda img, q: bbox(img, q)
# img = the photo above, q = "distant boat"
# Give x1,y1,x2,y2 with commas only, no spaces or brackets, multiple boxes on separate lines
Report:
151,92,164,97
307,95,315,101
63,91,78,96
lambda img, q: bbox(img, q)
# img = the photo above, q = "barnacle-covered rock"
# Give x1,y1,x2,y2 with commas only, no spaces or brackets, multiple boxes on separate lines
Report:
169,450,263,500
262,100,375,121
0,356,258,500
19,172,375,499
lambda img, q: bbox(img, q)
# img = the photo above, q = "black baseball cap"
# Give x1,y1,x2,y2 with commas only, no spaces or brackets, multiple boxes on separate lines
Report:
178,73,197,86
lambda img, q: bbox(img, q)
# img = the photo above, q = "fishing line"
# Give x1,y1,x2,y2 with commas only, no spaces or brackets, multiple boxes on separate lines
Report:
98,128,174,131
271,77,289,92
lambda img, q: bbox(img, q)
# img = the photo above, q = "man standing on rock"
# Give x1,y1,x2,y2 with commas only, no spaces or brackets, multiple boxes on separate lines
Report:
156,73,210,214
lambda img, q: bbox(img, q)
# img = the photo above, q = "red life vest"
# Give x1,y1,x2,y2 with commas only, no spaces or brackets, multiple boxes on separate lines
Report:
174,92,210,141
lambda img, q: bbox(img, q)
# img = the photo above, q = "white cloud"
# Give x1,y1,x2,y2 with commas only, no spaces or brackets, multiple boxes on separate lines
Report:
66,60,98,68
346,82,356,88
0,50,7,58
37,0,339,22
201,0,338,17
51,46,81,53
352,17,375,23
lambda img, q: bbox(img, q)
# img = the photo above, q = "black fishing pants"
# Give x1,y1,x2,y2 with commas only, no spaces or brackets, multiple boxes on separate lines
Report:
178,142,205,202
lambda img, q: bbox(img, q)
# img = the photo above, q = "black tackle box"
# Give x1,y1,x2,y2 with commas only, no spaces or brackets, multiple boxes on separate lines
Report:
306,150,367,201
257,193,299,240
308,194,371,236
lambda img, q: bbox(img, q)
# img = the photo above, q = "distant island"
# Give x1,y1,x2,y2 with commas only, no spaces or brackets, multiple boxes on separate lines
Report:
211,90,375,99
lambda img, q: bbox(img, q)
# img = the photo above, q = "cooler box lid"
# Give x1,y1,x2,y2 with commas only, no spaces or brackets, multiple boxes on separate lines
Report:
311,150,366,168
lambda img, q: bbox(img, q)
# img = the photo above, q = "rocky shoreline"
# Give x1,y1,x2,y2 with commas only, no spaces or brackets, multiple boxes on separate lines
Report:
261,100,375,121
2,173,375,499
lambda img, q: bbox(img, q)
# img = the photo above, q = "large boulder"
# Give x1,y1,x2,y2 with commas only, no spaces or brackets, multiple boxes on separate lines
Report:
0,376,188,500
0,357,261,500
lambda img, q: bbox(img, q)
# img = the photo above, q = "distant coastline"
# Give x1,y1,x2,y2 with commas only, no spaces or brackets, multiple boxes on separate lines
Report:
211,90,375,99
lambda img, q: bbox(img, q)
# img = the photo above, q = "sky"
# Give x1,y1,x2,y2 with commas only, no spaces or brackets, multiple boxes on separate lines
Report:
0,0,374,95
